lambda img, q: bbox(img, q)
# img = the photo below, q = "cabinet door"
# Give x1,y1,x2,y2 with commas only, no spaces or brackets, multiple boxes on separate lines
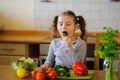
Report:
39,44,50,56
0,55,24,65
0,43,26,56
39,44,50,65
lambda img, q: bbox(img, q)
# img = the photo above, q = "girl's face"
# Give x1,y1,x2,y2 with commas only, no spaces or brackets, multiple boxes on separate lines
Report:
57,15,77,37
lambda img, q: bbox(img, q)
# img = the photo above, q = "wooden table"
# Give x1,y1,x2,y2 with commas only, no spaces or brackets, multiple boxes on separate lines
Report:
1,65,119,80
0,65,92,80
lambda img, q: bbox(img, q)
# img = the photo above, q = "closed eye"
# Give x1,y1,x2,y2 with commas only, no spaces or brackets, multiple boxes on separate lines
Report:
66,23,71,26
58,22,63,26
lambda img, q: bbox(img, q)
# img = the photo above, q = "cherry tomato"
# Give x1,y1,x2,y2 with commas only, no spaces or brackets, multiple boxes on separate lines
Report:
45,67,53,74
36,72,45,80
31,70,38,79
72,61,88,76
48,70,57,79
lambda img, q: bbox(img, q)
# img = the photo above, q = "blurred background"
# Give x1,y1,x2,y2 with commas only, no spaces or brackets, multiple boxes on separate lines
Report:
0,0,120,31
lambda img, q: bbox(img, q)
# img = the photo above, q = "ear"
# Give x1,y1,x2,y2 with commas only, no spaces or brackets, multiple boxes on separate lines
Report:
74,24,79,31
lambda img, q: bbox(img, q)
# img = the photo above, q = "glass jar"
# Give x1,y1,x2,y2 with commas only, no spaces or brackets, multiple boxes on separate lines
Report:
103,58,118,80
103,58,109,72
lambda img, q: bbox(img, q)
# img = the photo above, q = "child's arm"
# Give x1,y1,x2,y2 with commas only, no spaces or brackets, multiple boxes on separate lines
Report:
75,40,87,63
41,40,55,70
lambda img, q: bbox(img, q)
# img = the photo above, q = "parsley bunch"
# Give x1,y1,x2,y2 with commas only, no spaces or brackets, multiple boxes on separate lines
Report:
94,27,119,59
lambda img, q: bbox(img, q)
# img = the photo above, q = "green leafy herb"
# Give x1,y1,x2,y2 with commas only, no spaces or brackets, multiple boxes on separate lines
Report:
94,27,119,59
94,26,119,80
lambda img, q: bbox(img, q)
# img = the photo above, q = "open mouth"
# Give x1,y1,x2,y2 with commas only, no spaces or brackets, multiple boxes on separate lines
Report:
62,31,68,36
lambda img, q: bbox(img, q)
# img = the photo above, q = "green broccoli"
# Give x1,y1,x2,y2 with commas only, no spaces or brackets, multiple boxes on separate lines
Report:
62,31,68,36
54,65,70,77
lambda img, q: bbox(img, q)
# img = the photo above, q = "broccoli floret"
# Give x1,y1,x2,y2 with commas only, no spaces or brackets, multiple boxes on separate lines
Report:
54,65,70,77
62,31,68,36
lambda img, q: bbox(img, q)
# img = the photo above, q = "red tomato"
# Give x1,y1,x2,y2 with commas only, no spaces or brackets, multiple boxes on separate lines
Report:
72,61,88,76
48,70,57,79
31,70,38,79
36,72,45,80
45,67,53,74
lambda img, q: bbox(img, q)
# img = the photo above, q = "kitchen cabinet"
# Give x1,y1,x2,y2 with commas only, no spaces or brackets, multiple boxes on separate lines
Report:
27,44,39,58
0,43,26,55
0,43,26,65
0,30,50,65
0,56,23,65
39,43,49,65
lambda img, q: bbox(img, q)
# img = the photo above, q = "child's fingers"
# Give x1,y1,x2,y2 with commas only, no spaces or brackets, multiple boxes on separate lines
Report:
40,63,50,71
45,63,50,70
40,64,46,71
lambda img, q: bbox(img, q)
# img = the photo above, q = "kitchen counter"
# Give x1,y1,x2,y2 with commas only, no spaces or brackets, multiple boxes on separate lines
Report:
0,65,120,80
0,30,119,44
0,30,52,43
0,30,98,44
0,65,107,80
0,65,32,80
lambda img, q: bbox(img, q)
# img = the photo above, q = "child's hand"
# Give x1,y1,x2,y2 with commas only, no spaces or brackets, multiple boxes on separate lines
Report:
40,63,50,71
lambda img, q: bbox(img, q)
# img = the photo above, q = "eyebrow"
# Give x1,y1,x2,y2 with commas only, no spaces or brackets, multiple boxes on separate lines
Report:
58,21,71,23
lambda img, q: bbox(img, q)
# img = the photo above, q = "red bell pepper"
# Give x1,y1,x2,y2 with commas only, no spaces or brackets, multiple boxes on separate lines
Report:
72,61,88,76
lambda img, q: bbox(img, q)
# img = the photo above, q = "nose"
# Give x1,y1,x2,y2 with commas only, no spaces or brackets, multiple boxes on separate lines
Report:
62,24,67,29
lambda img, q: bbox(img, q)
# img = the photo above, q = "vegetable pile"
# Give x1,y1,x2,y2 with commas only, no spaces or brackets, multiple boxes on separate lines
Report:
94,27,119,58
54,62,88,77
31,67,57,80
11,57,37,72
31,61,88,80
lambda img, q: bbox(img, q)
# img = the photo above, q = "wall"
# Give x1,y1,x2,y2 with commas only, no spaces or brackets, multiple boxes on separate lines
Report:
0,0,33,30
0,0,120,31
34,0,120,31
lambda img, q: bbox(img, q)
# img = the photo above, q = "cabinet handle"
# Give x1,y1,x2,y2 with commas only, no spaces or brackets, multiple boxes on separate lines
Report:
1,48,15,51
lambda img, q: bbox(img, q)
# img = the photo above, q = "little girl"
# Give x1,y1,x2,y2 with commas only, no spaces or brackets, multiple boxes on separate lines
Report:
41,10,87,70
